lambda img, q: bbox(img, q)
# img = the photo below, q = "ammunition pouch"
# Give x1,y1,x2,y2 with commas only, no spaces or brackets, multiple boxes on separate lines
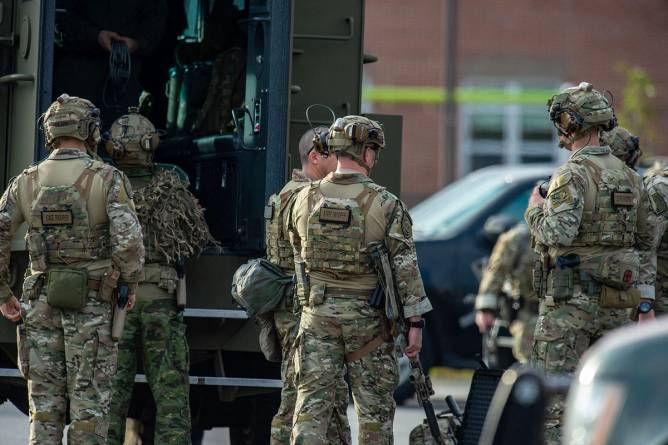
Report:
46,267,89,310
546,267,575,303
294,260,310,306
532,257,544,296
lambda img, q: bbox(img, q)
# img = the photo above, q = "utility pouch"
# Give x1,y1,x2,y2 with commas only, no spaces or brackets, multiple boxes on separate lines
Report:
547,268,574,303
308,283,326,307
99,269,120,302
600,286,641,309
46,267,89,310
579,250,639,290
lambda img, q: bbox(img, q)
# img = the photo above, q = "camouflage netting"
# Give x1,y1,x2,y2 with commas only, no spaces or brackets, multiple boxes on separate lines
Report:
133,169,217,263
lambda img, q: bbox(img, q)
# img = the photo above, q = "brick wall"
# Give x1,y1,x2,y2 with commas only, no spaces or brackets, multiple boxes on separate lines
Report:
364,0,668,206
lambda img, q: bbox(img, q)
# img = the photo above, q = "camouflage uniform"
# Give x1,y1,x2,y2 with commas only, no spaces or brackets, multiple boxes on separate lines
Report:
106,110,214,444
526,83,654,445
265,169,350,445
290,116,432,445
643,162,668,314
475,224,537,363
0,95,144,445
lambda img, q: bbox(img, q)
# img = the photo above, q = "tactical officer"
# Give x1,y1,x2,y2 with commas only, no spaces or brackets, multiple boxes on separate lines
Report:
289,116,432,444
0,94,144,444
105,108,215,445
525,83,655,444
475,223,537,364
643,158,668,317
600,126,658,320
265,127,350,444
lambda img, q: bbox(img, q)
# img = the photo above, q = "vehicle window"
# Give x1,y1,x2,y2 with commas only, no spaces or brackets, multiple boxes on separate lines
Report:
494,186,533,222
410,170,515,240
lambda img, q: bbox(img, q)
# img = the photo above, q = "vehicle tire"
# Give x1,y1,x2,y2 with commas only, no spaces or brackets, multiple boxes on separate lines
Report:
229,392,280,445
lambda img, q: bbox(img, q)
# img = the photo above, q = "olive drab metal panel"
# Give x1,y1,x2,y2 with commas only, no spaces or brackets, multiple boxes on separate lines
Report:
366,113,402,198
287,0,365,175
0,0,15,188
0,0,53,186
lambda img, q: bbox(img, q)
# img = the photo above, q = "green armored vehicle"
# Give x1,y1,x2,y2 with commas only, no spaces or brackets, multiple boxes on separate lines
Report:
0,0,401,442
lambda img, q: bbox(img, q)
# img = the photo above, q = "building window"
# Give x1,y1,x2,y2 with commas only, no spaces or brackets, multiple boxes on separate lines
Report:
457,82,564,176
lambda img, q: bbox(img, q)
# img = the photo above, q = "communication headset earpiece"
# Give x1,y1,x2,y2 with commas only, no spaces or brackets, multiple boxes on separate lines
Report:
312,127,330,154
306,103,337,154
140,132,160,151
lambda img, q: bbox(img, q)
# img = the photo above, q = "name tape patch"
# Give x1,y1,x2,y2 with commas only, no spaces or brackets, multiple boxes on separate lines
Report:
612,192,634,207
319,207,351,224
41,210,73,226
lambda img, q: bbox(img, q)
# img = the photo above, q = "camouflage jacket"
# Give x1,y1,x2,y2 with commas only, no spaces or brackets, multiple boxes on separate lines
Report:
475,224,536,311
0,148,144,302
290,171,432,318
525,145,655,299
643,164,668,292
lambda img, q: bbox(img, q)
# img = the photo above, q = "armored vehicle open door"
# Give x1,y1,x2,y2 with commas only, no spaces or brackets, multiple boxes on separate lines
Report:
0,0,402,442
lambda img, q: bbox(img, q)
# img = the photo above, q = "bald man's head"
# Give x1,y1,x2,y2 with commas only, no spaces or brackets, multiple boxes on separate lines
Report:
298,126,328,167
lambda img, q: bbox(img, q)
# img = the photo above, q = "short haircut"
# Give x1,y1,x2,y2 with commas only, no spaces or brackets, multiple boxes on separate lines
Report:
298,126,328,167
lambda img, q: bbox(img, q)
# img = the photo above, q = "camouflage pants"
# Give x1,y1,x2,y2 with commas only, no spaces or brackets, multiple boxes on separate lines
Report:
271,306,350,445
107,297,191,445
292,299,398,445
19,289,116,444
531,293,630,445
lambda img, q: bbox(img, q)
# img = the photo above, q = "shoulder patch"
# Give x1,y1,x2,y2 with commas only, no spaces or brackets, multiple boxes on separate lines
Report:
649,190,668,215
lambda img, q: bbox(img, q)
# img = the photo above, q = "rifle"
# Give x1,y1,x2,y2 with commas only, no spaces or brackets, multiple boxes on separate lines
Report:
410,356,446,445
369,242,405,346
111,283,129,341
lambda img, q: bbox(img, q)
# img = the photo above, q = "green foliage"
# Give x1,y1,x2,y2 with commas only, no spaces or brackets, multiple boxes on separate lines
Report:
615,64,658,155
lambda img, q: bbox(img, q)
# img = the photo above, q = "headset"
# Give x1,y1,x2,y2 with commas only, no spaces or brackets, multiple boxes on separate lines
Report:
306,104,337,155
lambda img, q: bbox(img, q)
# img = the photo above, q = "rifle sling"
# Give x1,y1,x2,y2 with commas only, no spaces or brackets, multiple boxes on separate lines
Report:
345,335,385,363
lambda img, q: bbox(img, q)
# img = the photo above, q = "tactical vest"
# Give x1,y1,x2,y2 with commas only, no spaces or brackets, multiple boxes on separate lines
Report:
129,172,179,294
568,156,639,248
646,171,668,280
302,181,382,275
265,181,308,272
26,163,111,270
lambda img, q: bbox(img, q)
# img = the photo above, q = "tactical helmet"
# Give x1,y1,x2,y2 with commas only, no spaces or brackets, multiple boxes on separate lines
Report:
327,115,385,169
601,126,641,169
547,82,617,141
43,94,101,150
105,107,160,167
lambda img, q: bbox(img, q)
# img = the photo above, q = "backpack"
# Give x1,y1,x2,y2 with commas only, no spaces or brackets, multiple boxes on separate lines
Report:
231,258,293,317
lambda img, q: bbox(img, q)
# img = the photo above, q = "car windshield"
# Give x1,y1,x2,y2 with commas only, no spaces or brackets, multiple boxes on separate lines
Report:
411,169,517,240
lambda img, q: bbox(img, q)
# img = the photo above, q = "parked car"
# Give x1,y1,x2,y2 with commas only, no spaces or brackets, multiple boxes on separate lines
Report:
411,164,555,369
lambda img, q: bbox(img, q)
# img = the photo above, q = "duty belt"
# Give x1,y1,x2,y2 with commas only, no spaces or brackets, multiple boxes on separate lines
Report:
324,287,373,300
